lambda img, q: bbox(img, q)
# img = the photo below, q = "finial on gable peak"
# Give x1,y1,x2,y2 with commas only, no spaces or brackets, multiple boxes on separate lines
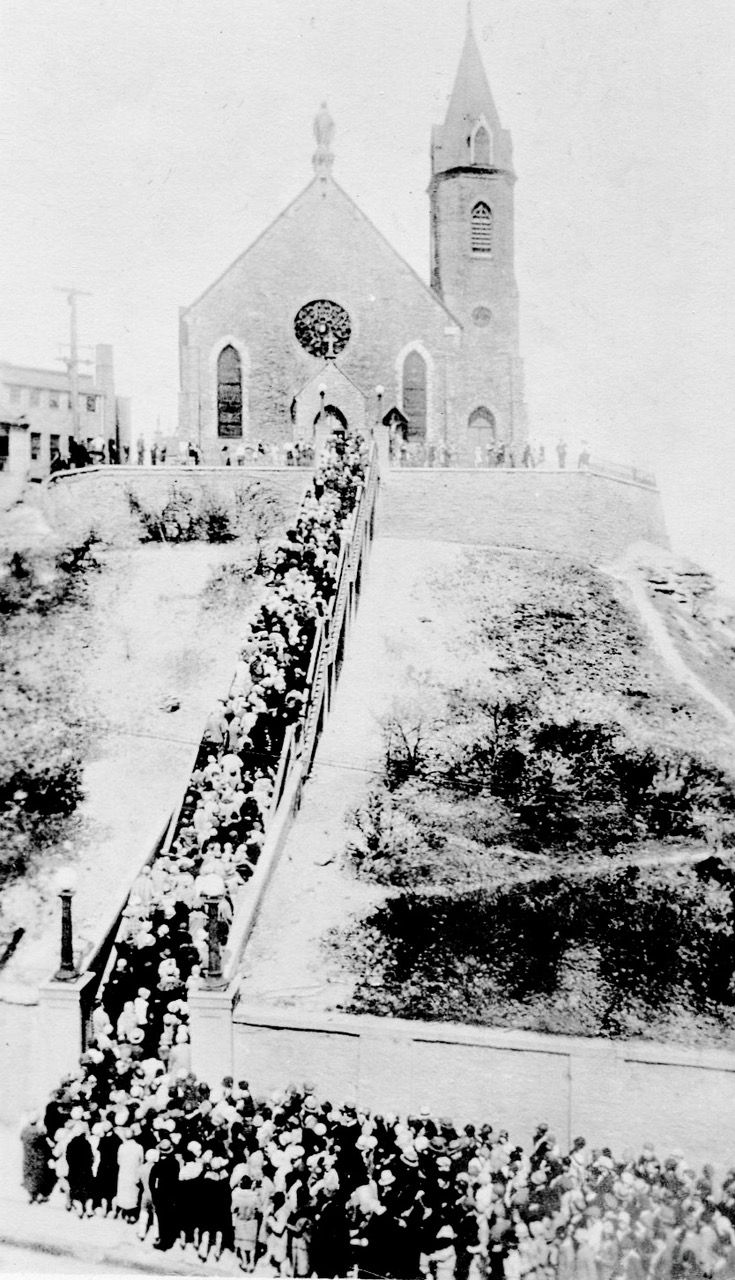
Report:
312,101,335,176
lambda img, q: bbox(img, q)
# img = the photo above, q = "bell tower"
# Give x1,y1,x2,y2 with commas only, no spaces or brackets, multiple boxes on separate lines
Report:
429,12,527,447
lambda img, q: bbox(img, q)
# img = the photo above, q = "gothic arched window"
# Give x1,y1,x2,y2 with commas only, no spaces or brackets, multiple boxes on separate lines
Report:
471,202,493,255
468,406,496,435
472,124,492,166
402,350,427,440
217,344,242,438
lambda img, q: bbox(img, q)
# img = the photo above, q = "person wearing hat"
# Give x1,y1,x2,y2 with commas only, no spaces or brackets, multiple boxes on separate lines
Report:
309,1182,351,1279
149,1139,180,1250
20,1115,55,1205
198,1153,234,1262
116,1124,144,1222
427,1224,457,1280
93,1118,121,1215
64,1118,94,1218
231,1173,260,1273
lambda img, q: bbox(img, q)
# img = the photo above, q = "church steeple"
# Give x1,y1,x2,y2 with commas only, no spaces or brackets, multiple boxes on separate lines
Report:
427,12,526,449
431,18,513,177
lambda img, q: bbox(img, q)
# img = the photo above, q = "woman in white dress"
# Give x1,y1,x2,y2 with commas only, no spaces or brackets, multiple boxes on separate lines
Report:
116,1127,144,1222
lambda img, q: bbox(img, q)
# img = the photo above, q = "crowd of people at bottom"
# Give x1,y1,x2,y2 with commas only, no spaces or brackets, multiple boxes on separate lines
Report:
20,1046,735,1278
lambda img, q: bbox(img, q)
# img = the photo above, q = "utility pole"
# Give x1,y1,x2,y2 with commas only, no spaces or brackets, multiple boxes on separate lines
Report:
55,287,92,441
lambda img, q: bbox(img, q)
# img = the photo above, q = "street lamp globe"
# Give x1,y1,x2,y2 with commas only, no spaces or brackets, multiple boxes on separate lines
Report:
54,866,78,896
198,870,225,901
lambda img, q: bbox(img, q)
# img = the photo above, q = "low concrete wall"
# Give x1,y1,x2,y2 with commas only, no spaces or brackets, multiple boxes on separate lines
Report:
38,467,308,545
0,995,40,1123
381,470,669,561
229,1005,735,1169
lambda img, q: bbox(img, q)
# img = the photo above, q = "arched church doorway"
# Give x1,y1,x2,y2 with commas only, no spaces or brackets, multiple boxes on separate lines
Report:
468,405,496,435
402,351,427,440
313,403,348,429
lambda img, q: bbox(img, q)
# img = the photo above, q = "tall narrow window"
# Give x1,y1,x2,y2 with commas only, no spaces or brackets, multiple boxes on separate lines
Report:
217,344,242,438
471,202,493,254
472,125,492,166
402,350,427,440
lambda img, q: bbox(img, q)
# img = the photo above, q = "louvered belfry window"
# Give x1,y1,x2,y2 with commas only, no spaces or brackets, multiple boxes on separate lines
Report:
471,202,493,255
217,344,243,438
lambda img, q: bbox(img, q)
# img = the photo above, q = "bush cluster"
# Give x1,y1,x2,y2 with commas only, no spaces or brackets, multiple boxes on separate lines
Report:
339,549,735,1041
338,861,735,1037
126,479,285,547
0,533,99,614
349,703,735,887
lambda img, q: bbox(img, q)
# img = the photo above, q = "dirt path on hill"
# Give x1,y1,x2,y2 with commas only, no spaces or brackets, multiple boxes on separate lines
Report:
0,542,246,999
607,568,735,733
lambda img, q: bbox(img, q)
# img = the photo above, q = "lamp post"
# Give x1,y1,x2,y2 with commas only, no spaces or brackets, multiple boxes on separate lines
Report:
375,385,384,431
54,866,78,981
198,870,226,988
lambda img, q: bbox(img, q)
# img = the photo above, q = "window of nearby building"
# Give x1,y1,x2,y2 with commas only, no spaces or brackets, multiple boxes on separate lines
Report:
472,124,492,166
0,426,8,471
86,396,96,413
50,434,60,457
468,406,496,435
29,387,41,407
471,202,493,254
9,385,21,404
49,392,60,409
217,344,243,438
30,432,41,461
402,350,428,440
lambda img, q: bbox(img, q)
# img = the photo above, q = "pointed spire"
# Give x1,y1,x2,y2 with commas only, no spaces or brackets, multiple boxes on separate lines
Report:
431,12,513,177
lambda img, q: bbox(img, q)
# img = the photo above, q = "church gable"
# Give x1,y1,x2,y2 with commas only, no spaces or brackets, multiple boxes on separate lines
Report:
181,174,460,446
182,174,457,339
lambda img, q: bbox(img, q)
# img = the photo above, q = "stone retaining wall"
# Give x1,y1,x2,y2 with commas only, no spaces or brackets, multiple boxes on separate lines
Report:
37,467,308,545
226,1005,735,1169
381,470,669,560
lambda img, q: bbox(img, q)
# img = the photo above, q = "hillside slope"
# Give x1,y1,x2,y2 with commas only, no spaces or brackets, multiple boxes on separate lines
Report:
328,543,735,1044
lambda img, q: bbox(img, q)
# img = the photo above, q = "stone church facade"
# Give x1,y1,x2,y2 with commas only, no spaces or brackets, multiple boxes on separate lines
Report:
178,21,527,462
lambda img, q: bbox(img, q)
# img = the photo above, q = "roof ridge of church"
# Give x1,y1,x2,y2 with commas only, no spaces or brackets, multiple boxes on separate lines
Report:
180,177,319,317
182,174,463,330
327,176,463,329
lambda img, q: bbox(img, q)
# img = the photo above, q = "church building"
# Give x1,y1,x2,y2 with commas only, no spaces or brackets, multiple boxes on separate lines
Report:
178,19,527,463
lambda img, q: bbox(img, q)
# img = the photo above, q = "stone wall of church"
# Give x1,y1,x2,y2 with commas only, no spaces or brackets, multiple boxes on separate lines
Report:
179,180,456,450
430,170,526,449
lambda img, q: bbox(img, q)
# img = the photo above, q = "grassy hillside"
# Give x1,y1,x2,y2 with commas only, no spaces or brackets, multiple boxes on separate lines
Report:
330,548,735,1044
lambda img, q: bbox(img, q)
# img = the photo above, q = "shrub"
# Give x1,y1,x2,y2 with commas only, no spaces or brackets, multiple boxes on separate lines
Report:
0,532,99,615
336,862,735,1037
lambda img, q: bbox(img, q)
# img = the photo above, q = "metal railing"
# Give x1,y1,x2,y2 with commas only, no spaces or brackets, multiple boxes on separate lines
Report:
62,439,380,1042
386,443,657,489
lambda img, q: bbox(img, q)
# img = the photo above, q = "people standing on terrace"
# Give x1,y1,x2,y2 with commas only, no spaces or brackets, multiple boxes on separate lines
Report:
27,1050,735,1276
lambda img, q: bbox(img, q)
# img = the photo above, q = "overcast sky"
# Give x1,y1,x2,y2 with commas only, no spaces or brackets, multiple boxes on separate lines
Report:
0,0,733,581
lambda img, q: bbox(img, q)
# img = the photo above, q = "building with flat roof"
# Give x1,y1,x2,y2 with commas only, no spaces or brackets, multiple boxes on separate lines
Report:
0,344,131,479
